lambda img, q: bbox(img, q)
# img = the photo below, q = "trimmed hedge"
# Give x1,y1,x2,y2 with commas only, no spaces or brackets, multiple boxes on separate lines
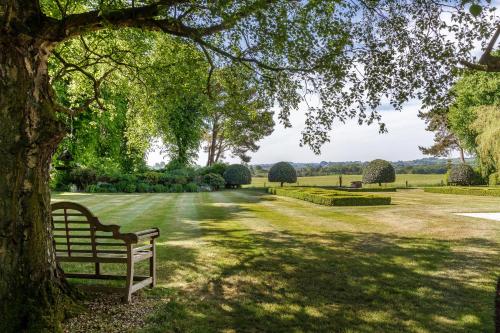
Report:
424,187,500,197
268,187,391,206
268,162,297,186
362,159,395,185
318,186,397,192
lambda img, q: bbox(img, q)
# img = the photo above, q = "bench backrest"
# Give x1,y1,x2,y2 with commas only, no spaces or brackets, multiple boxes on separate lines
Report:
51,201,130,258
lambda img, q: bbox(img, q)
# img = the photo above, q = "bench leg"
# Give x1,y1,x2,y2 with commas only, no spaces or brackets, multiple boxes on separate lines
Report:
149,238,156,288
123,246,134,303
95,262,101,276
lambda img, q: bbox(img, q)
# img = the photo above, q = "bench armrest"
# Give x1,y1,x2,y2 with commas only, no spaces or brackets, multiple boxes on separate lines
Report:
133,228,160,241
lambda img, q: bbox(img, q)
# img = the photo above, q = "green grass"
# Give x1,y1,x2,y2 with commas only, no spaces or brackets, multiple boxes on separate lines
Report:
248,173,445,188
53,189,500,332
424,186,500,197
268,187,392,206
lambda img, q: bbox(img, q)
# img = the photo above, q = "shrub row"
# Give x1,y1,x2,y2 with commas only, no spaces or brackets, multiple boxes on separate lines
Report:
52,162,252,193
86,182,200,193
423,187,500,197
268,187,391,206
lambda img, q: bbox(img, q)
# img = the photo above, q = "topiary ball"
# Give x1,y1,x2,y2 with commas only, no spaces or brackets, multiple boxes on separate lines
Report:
223,164,252,188
268,162,297,186
362,159,395,186
448,164,476,185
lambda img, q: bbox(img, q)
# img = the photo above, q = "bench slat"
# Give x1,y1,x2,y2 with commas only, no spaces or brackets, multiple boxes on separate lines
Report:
65,249,128,254
56,241,125,247
53,220,90,224
52,213,85,217
56,256,128,263
54,227,93,231
54,235,115,239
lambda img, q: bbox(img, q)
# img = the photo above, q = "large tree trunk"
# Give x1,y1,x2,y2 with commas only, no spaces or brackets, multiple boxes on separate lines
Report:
0,33,71,332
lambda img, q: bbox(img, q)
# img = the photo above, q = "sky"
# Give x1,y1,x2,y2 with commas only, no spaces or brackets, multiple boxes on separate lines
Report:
147,2,499,167
147,99,444,166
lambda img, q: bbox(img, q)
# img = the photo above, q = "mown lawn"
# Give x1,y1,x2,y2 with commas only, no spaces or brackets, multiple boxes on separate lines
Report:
249,173,445,188
53,189,500,333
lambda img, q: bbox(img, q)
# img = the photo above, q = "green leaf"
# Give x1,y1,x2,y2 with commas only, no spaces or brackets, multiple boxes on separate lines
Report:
469,4,482,16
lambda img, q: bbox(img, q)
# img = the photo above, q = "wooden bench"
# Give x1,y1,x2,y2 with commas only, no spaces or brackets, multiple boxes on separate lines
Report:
51,201,160,303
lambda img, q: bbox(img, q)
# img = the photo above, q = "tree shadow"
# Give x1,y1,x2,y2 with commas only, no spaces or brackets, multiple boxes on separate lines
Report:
140,191,499,333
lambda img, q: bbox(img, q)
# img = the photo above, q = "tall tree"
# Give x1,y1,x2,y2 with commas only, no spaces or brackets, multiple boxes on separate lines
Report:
205,67,274,165
418,108,466,163
160,96,206,166
0,1,498,331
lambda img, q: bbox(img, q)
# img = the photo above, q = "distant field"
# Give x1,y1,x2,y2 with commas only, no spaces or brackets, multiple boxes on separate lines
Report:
248,173,445,188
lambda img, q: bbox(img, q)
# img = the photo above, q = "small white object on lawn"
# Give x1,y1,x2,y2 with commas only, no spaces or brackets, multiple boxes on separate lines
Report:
455,213,500,221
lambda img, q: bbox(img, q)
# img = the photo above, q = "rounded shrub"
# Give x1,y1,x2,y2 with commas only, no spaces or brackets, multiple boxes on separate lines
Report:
268,162,297,187
223,164,252,188
362,159,395,186
448,164,476,185
69,167,97,191
201,173,226,190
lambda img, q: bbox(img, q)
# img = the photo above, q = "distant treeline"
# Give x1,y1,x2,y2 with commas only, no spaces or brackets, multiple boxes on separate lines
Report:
294,164,448,176
253,159,457,177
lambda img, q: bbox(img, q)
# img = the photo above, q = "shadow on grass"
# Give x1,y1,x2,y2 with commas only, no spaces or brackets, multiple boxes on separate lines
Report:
58,190,499,332
138,191,500,333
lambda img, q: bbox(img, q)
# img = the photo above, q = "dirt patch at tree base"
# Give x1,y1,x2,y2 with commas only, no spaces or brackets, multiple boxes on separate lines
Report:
63,291,162,333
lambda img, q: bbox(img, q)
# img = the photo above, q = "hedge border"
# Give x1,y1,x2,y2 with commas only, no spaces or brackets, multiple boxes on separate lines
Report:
317,186,397,193
424,187,500,197
268,187,391,206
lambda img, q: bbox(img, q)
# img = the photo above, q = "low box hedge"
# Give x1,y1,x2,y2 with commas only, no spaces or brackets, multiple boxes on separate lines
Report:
268,187,391,206
317,186,397,193
424,187,500,197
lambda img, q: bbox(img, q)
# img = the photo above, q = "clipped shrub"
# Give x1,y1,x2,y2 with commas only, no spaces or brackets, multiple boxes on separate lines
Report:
362,159,395,186
268,162,297,187
200,173,226,190
268,187,391,206
424,187,500,197
201,173,226,190
184,183,199,192
223,164,252,188
197,162,228,177
123,183,136,193
489,172,499,186
169,184,184,193
152,184,168,193
69,167,97,190
136,182,152,193
140,171,162,184
86,183,117,193
448,164,476,185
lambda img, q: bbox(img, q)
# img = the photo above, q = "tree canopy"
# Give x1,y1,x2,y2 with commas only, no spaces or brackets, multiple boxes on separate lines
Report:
2,1,500,331
32,0,500,153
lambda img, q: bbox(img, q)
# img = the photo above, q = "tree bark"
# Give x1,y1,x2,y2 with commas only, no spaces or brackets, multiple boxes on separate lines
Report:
459,145,466,163
0,32,71,332
206,117,219,166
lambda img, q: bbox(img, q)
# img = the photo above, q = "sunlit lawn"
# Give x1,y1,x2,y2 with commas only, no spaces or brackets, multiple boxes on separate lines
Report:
248,173,445,188
53,189,500,332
